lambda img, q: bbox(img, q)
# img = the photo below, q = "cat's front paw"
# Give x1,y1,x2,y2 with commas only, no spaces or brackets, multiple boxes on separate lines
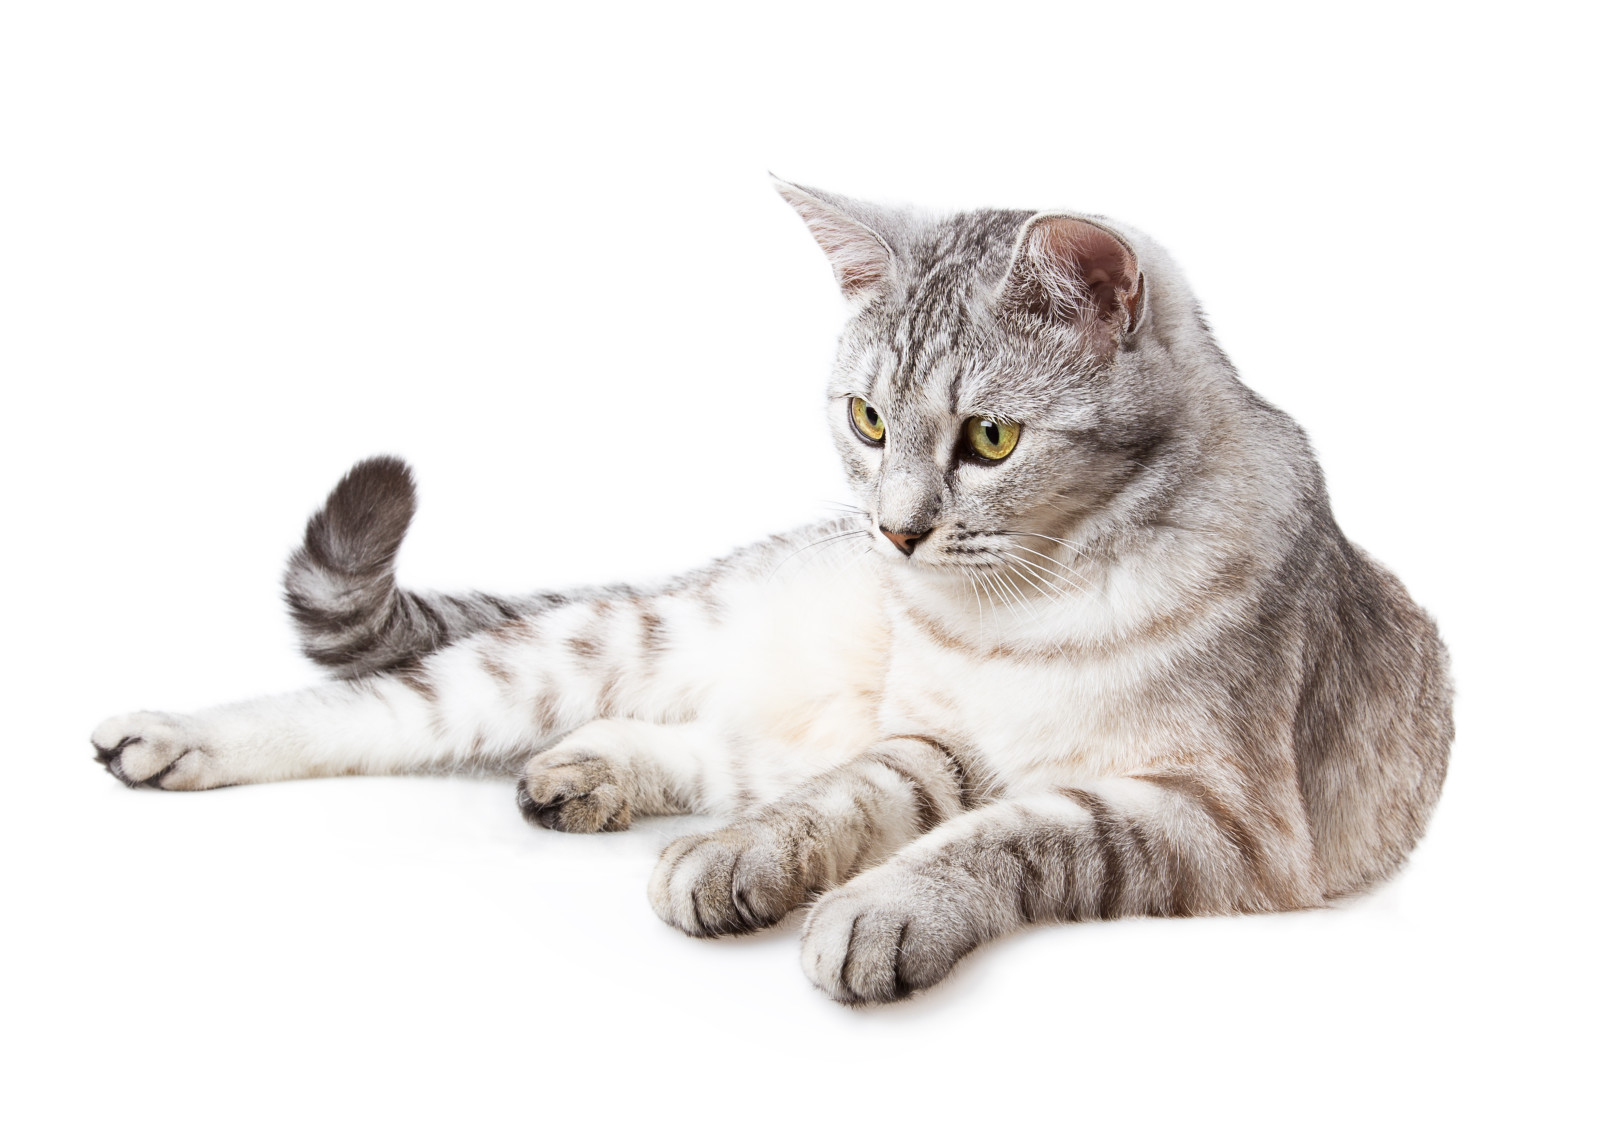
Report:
800,866,981,1005
648,817,814,938
517,749,633,833
91,711,216,790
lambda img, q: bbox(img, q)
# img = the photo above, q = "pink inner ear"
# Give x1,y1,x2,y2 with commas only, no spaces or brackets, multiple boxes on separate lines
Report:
1030,218,1141,325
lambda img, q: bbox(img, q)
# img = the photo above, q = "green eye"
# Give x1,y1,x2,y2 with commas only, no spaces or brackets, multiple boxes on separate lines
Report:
965,416,1020,461
850,398,886,443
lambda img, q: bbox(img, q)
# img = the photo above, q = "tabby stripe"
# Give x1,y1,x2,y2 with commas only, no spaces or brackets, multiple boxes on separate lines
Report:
842,791,877,878
397,665,438,703
478,648,514,685
1059,788,1128,919
998,836,1046,924
293,600,375,631
1135,773,1265,895
638,610,666,656
410,592,447,639
531,684,560,734
1121,817,1167,913
481,594,523,621
866,755,943,835
889,733,975,808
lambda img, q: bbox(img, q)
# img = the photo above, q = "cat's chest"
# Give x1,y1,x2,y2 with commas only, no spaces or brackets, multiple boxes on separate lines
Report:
876,614,1183,786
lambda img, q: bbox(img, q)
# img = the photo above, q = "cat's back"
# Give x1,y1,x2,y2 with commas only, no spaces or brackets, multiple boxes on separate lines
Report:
1231,390,1453,896
1289,517,1453,897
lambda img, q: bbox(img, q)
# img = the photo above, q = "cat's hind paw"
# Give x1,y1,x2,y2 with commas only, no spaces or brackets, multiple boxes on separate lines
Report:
516,750,634,833
91,712,213,790
800,868,980,1005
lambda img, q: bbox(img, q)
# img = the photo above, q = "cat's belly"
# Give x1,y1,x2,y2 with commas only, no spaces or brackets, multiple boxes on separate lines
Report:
695,550,892,789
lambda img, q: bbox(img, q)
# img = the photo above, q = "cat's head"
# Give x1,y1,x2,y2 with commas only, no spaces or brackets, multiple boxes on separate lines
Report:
778,180,1205,583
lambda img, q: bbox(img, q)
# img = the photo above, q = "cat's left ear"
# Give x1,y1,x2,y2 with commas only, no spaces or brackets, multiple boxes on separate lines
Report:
773,177,895,303
1000,214,1146,352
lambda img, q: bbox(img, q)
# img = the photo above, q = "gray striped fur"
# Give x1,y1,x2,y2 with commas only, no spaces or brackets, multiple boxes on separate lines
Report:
284,456,571,678
92,181,1452,1005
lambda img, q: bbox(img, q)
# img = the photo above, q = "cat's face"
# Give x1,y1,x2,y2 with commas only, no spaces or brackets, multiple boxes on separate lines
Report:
779,182,1169,585
826,318,1155,580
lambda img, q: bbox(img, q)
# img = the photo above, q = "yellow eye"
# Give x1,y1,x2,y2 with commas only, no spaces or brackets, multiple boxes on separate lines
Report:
965,416,1021,461
850,398,886,443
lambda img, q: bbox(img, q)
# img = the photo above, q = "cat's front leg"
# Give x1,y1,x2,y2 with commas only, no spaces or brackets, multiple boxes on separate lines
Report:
647,736,967,937
800,776,1320,1004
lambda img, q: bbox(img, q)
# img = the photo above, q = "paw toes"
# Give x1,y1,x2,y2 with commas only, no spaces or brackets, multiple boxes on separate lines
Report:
516,759,633,834
648,828,805,938
93,735,136,767
91,715,207,790
802,877,973,1005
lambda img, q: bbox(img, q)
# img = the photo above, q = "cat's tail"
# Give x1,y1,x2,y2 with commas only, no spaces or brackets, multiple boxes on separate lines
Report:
284,457,550,678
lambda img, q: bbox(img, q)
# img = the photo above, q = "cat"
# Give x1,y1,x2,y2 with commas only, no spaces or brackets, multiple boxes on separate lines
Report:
92,179,1453,1004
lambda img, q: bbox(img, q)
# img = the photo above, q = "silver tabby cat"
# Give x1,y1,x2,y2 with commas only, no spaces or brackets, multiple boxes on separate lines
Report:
92,181,1453,1004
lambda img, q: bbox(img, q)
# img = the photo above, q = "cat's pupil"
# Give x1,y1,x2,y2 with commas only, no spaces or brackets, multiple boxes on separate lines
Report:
982,421,998,445
865,407,879,426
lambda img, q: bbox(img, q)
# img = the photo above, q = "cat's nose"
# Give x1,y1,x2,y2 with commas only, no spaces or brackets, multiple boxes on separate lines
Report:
880,526,927,556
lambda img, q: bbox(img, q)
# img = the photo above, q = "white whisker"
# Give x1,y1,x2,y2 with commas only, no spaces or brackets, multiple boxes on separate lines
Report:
767,529,873,582
1003,554,1070,605
1001,542,1101,600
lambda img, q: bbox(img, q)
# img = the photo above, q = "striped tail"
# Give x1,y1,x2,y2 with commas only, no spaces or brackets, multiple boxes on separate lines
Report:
283,457,558,678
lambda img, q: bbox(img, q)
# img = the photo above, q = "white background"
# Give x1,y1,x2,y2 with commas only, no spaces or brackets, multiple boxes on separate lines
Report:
3,2,1594,1117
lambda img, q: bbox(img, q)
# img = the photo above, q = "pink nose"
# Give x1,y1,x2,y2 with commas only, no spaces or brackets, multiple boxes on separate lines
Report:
880,528,926,556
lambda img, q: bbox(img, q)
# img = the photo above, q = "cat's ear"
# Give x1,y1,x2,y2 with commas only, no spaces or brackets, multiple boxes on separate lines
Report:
1000,214,1145,351
773,177,895,302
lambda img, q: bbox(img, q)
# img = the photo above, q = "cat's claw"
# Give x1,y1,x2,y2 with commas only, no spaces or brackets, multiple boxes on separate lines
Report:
648,821,811,937
91,712,211,790
800,866,979,1005
517,751,634,833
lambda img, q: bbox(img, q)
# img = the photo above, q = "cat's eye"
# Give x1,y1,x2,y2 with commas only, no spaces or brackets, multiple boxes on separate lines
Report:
850,397,886,444
964,416,1021,461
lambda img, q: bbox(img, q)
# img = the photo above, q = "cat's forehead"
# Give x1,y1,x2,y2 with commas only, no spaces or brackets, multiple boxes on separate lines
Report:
874,208,1028,370
836,208,1080,421
848,342,1069,426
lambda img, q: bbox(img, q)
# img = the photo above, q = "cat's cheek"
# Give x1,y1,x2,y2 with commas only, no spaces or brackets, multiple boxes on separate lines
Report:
799,866,983,1005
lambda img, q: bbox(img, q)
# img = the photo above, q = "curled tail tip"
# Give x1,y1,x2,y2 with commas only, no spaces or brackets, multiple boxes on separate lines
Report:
284,456,421,672
328,455,418,523
303,455,418,568
287,454,419,596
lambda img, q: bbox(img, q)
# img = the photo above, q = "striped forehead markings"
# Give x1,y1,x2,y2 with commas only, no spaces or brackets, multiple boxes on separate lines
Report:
884,214,1023,393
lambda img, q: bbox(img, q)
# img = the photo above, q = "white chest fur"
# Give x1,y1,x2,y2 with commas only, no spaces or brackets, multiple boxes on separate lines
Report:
874,573,1214,791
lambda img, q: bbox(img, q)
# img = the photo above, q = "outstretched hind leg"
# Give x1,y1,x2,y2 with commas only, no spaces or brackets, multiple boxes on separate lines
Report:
517,719,718,833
